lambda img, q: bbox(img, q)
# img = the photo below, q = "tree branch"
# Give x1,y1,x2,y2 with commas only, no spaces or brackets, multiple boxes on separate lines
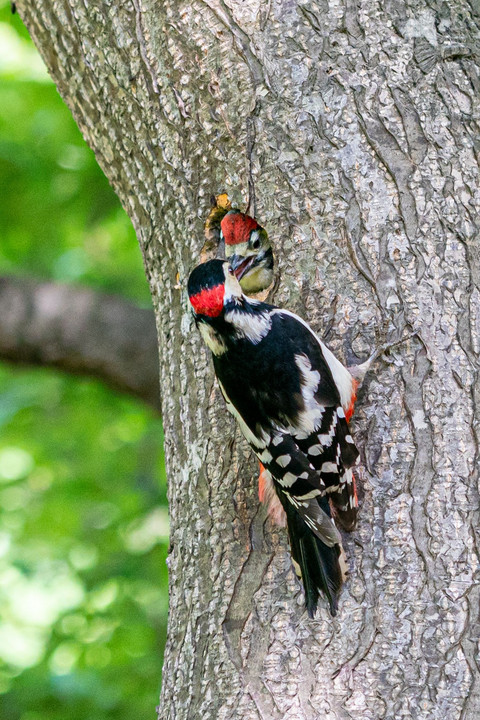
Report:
0,276,160,412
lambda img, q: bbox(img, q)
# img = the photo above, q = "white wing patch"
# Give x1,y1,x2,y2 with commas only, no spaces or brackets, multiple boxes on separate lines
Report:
319,343,355,412
320,462,338,474
296,488,322,500
276,454,291,468
292,353,324,435
272,309,355,412
278,471,298,487
317,415,337,447
295,353,321,392
257,448,273,464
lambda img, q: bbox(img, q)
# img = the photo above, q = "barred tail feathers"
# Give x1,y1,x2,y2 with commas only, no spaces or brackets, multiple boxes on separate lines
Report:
330,468,358,532
279,492,345,616
330,413,359,532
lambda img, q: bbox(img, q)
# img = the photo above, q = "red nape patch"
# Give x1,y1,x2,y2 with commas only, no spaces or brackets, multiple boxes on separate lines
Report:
190,283,225,317
221,212,259,245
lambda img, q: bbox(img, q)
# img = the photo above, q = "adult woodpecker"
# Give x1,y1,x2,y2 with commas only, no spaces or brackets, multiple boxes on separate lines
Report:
187,259,359,617
221,210,274,294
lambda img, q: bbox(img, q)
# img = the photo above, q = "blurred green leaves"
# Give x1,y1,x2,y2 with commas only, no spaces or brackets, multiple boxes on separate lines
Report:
0,3,167,719
0,2,150,305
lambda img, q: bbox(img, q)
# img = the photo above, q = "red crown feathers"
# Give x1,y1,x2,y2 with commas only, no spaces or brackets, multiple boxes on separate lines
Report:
221,212,259,246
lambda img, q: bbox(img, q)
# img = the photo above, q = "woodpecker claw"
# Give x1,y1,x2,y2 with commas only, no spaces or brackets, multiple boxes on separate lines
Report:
347,332,417,387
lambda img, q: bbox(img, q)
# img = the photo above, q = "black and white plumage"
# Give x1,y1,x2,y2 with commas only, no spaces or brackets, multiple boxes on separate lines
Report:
187,259,359,616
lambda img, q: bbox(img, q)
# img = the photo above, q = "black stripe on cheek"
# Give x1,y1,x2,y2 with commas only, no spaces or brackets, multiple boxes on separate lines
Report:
262,248,274,269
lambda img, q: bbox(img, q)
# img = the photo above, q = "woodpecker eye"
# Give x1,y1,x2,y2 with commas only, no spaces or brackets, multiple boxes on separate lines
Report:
228,265,234,275
251,236,260,250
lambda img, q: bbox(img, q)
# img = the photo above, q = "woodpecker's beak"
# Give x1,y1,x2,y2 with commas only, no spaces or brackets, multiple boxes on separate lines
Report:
229,254,255,282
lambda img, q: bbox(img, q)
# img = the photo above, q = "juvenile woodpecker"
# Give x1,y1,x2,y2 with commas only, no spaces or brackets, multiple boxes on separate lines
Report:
187,259,359,617
221,210,274,294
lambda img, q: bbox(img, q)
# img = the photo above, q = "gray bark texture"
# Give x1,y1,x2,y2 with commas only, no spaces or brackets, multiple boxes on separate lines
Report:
18,0,480,718
0,276,160,409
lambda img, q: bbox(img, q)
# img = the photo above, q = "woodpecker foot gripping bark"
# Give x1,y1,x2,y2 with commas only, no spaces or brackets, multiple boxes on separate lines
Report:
347,332,417,387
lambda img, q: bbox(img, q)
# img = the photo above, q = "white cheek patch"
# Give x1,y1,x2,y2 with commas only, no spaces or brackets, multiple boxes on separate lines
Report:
223,270,243,304
199,323,227,356
225,309,272,344
225,240,248,258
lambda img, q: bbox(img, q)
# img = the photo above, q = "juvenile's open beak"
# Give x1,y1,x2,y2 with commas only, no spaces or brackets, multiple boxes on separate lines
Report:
229,254,255,282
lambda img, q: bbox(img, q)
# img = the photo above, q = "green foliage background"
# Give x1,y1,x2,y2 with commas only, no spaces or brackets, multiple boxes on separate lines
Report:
0,3,168,718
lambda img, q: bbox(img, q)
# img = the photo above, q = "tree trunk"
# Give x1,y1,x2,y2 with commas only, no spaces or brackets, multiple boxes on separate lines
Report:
18,0,480,717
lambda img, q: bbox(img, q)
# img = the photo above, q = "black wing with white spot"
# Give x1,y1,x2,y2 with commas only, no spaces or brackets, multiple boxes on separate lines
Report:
294,405,359,531
210,301,359,615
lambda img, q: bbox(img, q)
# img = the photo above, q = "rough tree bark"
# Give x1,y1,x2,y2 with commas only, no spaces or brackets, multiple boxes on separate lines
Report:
0,276,160,410
18,1,480,718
